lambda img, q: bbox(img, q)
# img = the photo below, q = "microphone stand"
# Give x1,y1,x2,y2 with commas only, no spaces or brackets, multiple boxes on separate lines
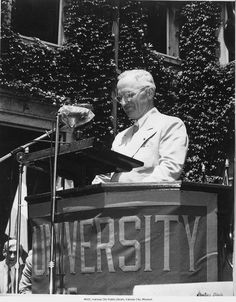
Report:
0,129,57,164
2,105,93,293
49,113,60,294
0,127,57,293
15,159,23,294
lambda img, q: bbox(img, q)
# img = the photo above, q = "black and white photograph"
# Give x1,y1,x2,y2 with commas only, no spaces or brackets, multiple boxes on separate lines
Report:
0,0,235,299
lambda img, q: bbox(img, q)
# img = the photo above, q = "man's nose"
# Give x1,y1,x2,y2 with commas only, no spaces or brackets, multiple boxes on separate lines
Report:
9,252,16,258
120,96,131,105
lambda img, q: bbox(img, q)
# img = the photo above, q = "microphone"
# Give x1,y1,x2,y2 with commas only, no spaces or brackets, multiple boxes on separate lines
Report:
58,104,95,130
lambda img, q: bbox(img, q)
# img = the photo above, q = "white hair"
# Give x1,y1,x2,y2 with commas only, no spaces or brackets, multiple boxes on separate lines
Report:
2,239,23,257
118,69,156,91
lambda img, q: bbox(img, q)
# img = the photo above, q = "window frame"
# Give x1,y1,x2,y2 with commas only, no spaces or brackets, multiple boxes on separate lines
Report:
13,0,64,47
144,1,182,67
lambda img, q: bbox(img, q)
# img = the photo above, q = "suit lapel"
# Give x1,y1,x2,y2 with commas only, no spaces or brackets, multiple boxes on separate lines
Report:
128,127,157,157
120,108,161,157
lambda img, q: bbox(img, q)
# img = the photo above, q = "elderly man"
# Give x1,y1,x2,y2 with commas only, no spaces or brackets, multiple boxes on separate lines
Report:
0,238,24,294
94,69,188,183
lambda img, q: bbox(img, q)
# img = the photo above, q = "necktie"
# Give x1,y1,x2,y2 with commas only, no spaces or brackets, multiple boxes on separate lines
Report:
8,267,16,293
7,268,12,293
132,124,139,136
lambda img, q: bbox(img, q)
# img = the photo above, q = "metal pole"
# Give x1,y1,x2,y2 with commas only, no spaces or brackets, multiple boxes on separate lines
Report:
111,0,120,138
49,114,60,294
233,128,236,295
15,162,23,294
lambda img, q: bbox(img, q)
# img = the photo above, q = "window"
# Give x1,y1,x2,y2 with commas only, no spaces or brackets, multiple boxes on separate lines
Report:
224,2,235,62
12,0,63,45
218,2,235,65
142,1,182,65
146,3,167,54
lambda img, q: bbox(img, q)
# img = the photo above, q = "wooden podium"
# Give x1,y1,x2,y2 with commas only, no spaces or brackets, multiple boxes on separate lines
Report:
20,137,143,186
26,181,233,295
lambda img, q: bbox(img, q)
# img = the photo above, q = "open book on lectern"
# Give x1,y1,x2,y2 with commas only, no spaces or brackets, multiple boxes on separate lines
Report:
18,137,143,187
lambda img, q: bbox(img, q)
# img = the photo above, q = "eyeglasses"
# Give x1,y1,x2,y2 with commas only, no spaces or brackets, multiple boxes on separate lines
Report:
116,86,147,104
8,251,17,255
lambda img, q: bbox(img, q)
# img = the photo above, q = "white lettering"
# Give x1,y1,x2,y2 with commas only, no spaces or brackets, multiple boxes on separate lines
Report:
65,221,78,274
182,215,201,271
155,215,179,271
144,215,152,271
119,216,141,272
80,219,95,273
95,217,115,272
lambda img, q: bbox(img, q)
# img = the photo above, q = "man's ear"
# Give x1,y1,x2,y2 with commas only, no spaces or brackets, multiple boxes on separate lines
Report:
145,87,155,100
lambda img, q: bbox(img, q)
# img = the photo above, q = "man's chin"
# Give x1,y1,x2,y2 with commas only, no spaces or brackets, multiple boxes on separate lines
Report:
125,112,136,120
7,260,16,267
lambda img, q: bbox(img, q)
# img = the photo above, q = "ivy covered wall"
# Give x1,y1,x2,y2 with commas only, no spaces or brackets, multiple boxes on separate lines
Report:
0,0,234,182
170,2,235,182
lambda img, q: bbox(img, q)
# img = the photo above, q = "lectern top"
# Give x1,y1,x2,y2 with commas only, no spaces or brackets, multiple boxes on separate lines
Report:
18,137,144,186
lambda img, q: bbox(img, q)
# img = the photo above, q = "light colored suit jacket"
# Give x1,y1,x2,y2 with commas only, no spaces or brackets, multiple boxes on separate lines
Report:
19,250,32,294
0,259,24,294
111,107,188,182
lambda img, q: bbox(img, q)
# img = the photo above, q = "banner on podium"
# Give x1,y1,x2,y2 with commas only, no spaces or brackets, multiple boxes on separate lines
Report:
31,196,217,294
